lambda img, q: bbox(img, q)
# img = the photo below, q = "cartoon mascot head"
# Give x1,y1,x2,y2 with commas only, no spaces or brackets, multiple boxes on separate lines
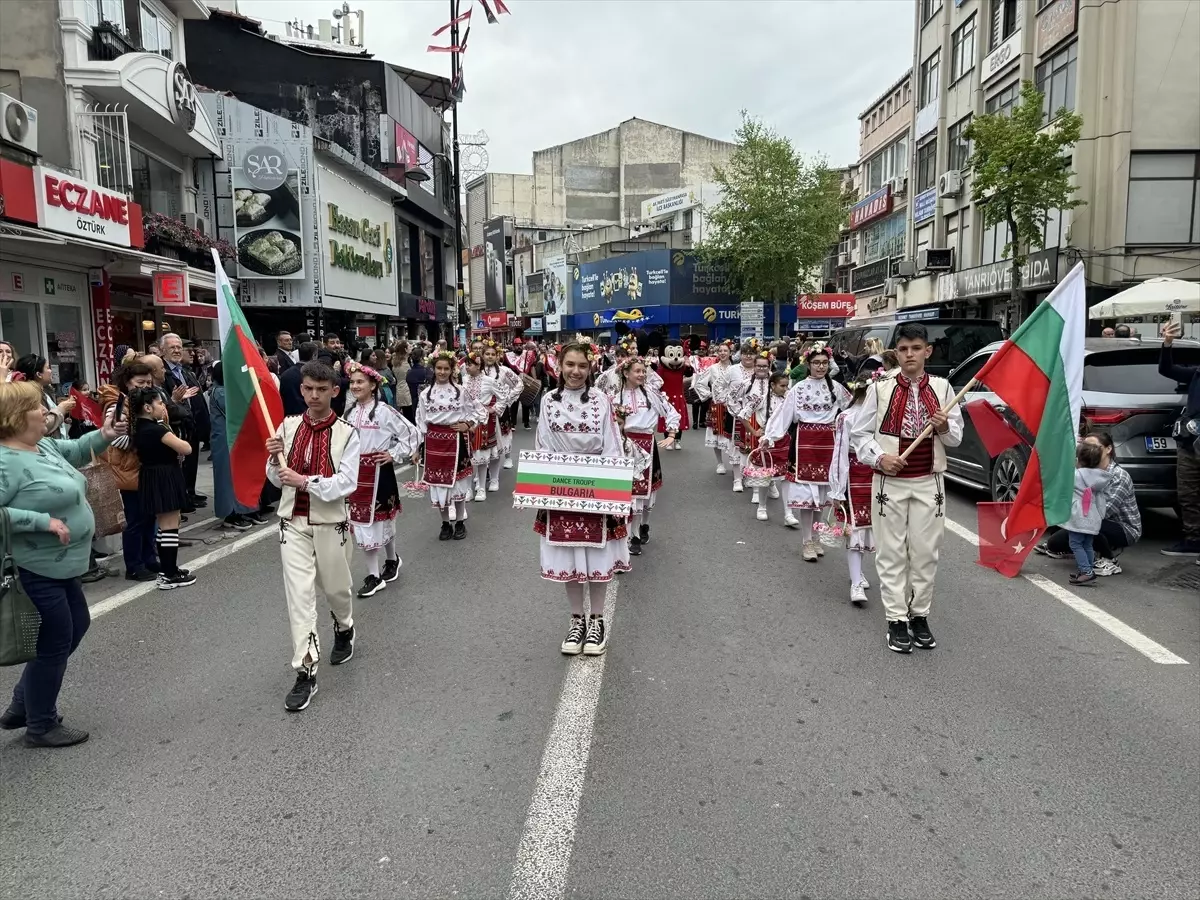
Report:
660,339,686,368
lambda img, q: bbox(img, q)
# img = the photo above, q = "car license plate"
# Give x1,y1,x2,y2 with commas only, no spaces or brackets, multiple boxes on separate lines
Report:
1145,436,1175,452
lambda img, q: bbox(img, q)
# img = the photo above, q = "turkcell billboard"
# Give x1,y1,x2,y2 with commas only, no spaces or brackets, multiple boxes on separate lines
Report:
571,249,671,314
669,250,740,305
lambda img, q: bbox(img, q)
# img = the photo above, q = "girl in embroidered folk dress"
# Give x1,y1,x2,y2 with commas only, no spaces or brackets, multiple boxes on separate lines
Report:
741,368,792,522
735,353,782,517
461,352,501,501
722,341,759,493
828,374,879,605
761,345,852,562
482,344,523,472
416,352,483,541
344,363,420,599
614,357,679,556
535,343,636,658
694,341,738,476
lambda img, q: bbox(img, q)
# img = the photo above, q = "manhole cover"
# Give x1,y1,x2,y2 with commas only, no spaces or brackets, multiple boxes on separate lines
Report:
1147,562,1200,593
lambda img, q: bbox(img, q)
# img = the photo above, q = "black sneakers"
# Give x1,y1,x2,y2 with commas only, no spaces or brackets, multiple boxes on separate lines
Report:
628,536,643,556
125,568,157,582
24,724,90,748
561,615,587,655
453,522,467,540
224,514,252,531
583,615,608,656
909,616,936,649
157,571,197,590
381,558,400,583
438,522,454,541
284,672,318,711
246,510,269,526
639,524,650,544
357,574,384,598
330,620,355,666
887,620,913,654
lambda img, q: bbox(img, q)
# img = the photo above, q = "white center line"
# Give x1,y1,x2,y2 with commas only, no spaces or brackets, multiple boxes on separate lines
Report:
943,517,1190,665
508,579,618,900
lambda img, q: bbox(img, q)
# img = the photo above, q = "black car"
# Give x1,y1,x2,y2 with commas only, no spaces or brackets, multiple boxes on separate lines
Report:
826,318,1005,379
944,337,1200,508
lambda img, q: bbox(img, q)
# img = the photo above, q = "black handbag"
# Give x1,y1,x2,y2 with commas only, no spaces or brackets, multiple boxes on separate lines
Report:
0,507,41,667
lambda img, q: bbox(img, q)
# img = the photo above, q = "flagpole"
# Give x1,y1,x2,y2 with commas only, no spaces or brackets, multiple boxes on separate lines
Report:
247,366,281,465
450,0,465,343
897,378,978,460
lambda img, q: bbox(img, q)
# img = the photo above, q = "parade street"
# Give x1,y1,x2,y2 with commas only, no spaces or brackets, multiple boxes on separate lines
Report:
2,434,1197,900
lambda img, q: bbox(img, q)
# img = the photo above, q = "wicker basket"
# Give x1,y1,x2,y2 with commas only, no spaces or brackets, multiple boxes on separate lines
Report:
741,447,775,489
813,503,850,547
403,464,429,498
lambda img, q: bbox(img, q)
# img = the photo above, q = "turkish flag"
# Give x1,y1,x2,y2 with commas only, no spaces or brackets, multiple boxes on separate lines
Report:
69,387,103,427
965,399,1024,458
977,502,1042,577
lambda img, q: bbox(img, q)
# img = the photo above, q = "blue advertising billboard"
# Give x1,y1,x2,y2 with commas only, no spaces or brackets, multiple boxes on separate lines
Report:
669,251,741,305
571,249,671,313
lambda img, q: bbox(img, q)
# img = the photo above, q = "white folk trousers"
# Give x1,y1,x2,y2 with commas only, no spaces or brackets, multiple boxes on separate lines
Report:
280,516,355,673
872,473,945,622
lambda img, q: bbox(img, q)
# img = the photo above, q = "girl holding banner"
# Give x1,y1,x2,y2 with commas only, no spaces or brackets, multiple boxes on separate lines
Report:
533,342,642,658
613,357,679,557
415,352,484,541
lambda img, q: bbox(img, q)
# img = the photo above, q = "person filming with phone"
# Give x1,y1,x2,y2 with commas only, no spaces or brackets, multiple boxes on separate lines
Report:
1160,320,1200,558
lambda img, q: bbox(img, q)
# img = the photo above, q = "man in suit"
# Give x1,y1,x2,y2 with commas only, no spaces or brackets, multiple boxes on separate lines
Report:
280,341,317,417
161,332,210,511
274,331,297,373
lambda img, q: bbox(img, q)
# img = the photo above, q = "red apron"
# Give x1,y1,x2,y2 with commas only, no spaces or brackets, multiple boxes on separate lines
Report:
847,454,874,528
790,422,836,483
423,424,471,486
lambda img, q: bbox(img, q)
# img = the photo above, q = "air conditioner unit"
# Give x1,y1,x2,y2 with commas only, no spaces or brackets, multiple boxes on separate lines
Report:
181,212,205,236
890,175,908,196
896,258,917,278
918,247,955,271
0,94,39,154
838,251,851,267
882,278,900,298
938,170,963,198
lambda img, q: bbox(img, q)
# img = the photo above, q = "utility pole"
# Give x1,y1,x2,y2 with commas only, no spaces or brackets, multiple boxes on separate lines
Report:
450,0,465,342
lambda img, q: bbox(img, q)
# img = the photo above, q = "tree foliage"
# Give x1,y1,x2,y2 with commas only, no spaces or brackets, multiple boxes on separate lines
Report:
964,80,1084,296
700,112,847,303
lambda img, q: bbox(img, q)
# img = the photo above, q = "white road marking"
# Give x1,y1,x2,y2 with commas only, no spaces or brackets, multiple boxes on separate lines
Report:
88,527,277,619
508,579,617,900
944,516,1190,665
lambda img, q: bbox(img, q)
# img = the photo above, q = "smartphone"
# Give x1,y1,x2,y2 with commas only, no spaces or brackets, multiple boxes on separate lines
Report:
113,394,125,423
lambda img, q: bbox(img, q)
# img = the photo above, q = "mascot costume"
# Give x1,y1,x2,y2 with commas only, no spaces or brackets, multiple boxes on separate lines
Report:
653,338,693,447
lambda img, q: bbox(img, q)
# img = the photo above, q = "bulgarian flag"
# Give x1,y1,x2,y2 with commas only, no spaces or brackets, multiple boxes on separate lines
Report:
975,261,1086,542
212,249,284,508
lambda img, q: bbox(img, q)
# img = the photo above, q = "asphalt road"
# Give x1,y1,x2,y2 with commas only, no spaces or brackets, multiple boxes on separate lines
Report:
2,428,1197,900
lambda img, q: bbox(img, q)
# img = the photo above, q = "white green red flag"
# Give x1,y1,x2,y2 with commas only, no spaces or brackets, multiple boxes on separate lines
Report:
212,249,284,508
974,261,1086,545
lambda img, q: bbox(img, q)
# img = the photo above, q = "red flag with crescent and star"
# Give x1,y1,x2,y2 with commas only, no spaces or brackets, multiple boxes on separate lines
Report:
977,501,1043,577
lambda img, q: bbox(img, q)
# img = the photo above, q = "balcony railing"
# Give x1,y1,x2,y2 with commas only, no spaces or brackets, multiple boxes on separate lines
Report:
77,103,133,194
87,20,138,62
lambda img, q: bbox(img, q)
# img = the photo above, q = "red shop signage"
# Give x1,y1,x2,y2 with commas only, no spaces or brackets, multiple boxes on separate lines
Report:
797,293,857,318
483,311,508,328
849,185,893,230
153,271,190,306
417,297,437,318
91,272,115,383
395,124,419,169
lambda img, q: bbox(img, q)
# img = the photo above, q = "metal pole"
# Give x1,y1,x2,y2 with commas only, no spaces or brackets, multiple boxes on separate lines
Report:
450,0,465,339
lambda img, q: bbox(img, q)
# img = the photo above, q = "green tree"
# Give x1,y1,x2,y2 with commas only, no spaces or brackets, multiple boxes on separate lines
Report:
700,112,848,338
964,80,1084,302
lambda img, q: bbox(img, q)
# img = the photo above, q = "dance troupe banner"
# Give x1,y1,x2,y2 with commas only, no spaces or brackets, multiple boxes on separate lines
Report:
512,452,635,515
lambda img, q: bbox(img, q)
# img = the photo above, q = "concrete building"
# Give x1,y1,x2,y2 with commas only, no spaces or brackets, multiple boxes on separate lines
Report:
1,0,223,388
901,0,1200,332
846,69,913,324
466,117,736,335
632,183,723,249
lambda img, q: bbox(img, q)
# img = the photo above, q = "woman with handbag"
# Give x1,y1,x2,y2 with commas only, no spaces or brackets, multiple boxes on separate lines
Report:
0,380,127,747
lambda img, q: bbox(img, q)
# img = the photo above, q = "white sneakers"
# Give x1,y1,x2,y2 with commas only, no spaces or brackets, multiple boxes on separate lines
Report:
732,480,744,493
488,480,500,492
750,490,761,505
784,513,799,528
503,458,513,469
756,507,769,521
850,582,868,605
768,483,780,500
716,463,727,475
802,541,819,562
474,488,487,502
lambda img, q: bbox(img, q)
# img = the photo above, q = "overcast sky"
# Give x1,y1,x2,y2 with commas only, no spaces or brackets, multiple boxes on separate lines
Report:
236,0,914,172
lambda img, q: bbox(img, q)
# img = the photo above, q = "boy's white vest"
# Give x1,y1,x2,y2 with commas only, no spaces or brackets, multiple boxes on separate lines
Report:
276,414,355,523
871,375,954,474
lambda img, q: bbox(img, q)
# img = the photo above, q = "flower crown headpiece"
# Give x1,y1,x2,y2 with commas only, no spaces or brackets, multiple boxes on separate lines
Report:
465,350,484,366
345,361,384,385
846,367,888,392
758,350,770,359
802,342,830,363
617,354,643,374
434,349,457,364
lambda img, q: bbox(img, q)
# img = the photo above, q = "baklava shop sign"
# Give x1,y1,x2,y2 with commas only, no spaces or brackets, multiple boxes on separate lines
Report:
33,167,133,248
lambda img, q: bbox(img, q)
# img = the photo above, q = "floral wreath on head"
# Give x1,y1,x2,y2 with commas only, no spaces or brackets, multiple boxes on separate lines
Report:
846,367,888,393
433,349,457,366
802,342,831,363
617,354,644,375
745,337,761,352
344,361,384,385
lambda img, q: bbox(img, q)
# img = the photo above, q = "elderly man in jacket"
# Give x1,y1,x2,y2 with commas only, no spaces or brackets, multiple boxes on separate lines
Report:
161,333,210,512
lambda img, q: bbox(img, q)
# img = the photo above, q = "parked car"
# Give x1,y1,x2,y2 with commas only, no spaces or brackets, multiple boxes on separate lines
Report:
944,337,1200,507
827,318,1004,379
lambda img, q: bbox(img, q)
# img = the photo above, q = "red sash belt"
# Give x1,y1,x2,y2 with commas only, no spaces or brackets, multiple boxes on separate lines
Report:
897,435,934,478
424,424,471,486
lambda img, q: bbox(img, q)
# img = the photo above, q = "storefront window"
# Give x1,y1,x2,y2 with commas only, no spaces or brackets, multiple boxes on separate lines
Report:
863,212,907,263
0,301,40,364
83,0,127,32
43,305,85,391
400,224,415,295
129,146,182,218
419,230,436,300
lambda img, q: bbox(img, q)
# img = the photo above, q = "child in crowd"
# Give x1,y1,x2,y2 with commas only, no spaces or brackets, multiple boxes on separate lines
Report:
829,372,878,605
1065,440,1112,587
130,387,196,590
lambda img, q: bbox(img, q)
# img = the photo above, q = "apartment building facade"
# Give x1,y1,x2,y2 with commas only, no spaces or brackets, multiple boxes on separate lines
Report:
900,0,1200,332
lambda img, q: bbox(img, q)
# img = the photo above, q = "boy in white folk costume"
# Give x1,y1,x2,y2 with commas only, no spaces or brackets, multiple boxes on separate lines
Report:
265,361,361,711
849,323,963,654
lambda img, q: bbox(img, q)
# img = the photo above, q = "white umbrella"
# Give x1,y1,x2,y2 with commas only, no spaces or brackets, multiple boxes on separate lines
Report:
1088,277,1200,319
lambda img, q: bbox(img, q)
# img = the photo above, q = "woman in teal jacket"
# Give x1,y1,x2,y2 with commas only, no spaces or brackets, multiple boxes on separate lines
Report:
0,380,125,748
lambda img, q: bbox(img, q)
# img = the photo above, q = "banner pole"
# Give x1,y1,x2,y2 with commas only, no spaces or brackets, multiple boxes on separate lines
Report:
898,378,978,461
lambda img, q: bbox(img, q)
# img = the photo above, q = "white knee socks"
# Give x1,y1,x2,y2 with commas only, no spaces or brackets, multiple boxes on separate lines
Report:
440,506,451,522
847,549,864,585
797,509,815,540
384,538,398,562
487,457,502,484
713,447,724,465
455,499,468,521
474,464,487,489
364,547,382,578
